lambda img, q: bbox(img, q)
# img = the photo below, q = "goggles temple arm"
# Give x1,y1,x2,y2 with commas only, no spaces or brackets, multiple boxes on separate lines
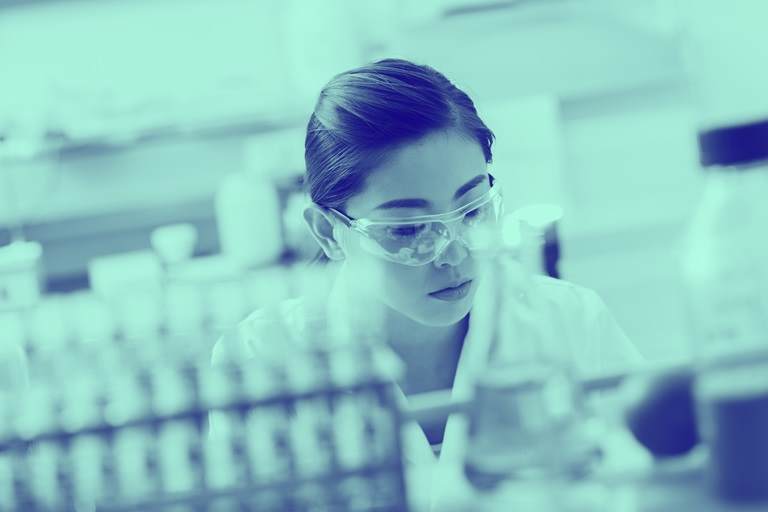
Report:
323,172,497,227
325,207,355,228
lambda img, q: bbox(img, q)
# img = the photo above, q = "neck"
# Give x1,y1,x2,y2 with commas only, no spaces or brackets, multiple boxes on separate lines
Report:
333,264,468,388
385,306,468,351
384,304,469,395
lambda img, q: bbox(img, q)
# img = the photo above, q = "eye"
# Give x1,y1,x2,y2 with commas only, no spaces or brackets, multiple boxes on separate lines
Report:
387,224,427,239
464,204,488,223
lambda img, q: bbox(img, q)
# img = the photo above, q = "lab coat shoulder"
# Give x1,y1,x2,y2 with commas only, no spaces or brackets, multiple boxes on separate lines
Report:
208,297,307,439
210,297,307,368
531,276,644,375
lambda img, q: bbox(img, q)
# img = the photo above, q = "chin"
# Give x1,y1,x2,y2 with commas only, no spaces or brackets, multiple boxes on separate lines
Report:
412,293,475,327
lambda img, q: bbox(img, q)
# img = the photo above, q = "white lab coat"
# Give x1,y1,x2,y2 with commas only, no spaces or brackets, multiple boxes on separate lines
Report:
209,267,643,507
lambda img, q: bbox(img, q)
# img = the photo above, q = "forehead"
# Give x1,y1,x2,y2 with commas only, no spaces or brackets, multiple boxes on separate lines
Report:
346,130,487,217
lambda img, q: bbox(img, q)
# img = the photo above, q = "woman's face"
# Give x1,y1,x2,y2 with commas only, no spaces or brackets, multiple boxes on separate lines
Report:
340,129,490,327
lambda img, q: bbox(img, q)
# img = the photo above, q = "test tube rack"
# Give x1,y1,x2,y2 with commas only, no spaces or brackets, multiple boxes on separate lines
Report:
0,343,408,512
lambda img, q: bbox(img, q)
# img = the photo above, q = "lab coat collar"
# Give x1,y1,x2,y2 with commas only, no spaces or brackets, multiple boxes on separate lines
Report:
326,263,496,466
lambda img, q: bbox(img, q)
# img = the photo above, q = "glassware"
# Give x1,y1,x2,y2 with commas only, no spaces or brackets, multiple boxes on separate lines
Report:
681,120,768,503
463,215,595,500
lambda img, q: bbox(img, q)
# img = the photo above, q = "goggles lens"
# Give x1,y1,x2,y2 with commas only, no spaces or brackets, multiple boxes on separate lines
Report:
351,185,503,266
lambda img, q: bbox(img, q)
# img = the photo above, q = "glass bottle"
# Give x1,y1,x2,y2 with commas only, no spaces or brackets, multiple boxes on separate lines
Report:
681,119,768,503
463,215,591,500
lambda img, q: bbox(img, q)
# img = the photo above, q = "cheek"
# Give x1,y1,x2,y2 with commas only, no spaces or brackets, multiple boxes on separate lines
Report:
342,234,429,294
381,263,430,302
346,251,431,306
344,237,380,272
342,240,398,297
380,264,460,322
383,261,480,326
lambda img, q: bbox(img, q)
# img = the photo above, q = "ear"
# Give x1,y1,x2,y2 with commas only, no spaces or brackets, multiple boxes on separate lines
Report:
303,205,346,261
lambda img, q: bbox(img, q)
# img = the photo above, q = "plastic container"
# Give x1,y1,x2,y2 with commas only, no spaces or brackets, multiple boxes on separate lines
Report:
681,119,768,503
681,120,768,363
679,4,768,354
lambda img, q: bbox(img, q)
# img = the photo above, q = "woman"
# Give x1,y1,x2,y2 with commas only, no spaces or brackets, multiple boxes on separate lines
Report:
211,58,642,474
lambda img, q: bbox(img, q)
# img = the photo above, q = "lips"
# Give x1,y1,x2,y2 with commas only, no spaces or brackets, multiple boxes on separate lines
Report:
429,279,473,302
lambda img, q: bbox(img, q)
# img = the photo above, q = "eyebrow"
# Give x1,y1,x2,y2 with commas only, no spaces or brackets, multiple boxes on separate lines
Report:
453,174,487,200
374,174,488,211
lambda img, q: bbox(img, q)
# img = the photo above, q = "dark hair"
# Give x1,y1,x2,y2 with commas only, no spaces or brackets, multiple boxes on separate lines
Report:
304,58,495,262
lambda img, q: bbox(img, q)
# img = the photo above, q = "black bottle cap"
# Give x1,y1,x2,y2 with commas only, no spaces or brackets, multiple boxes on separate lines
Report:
698,118,768,168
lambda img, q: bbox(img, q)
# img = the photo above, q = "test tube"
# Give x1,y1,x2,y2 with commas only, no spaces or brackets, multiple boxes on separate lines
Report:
245,406,292,483
289,400,332,477
58,437,76,508
99,428,120,504
198,364,236,412
14,384,55,441
157,419,198,495
239,360,280,402
62,377,101,435
113,425,154,500
371,471,405,511
185,413,206,491
0,397,16,509
285,352,323,393
203,420,238,491
358,389,397,466
328,348,366,388
103,372,148,427
70,433,105,508
27,440,64,509
10,446,32,511
61,374,105,509
293,481,336,512
332,394,368,471
337,476,376,512
151,366,193,417
0,452,15,510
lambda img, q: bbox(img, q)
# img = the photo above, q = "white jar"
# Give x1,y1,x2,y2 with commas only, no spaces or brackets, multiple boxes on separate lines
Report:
215,173,283,268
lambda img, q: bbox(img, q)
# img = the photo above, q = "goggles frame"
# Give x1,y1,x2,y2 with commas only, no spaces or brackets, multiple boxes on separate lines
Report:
326,174,503,265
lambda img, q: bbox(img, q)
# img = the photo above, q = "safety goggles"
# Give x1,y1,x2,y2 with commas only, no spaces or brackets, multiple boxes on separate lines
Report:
327,175,503,266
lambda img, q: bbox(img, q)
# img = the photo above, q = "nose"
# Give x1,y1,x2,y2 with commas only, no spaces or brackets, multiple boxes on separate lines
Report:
433,238,469,268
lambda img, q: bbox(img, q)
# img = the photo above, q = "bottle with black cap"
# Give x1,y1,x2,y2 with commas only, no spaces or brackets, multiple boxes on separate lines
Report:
683,119,768,362
680,118,768,504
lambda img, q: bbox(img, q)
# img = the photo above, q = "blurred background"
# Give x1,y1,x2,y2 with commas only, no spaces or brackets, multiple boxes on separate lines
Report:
0,0,723,364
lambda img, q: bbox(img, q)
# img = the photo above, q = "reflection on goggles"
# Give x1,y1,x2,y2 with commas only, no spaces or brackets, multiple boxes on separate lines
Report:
329,182,503,266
